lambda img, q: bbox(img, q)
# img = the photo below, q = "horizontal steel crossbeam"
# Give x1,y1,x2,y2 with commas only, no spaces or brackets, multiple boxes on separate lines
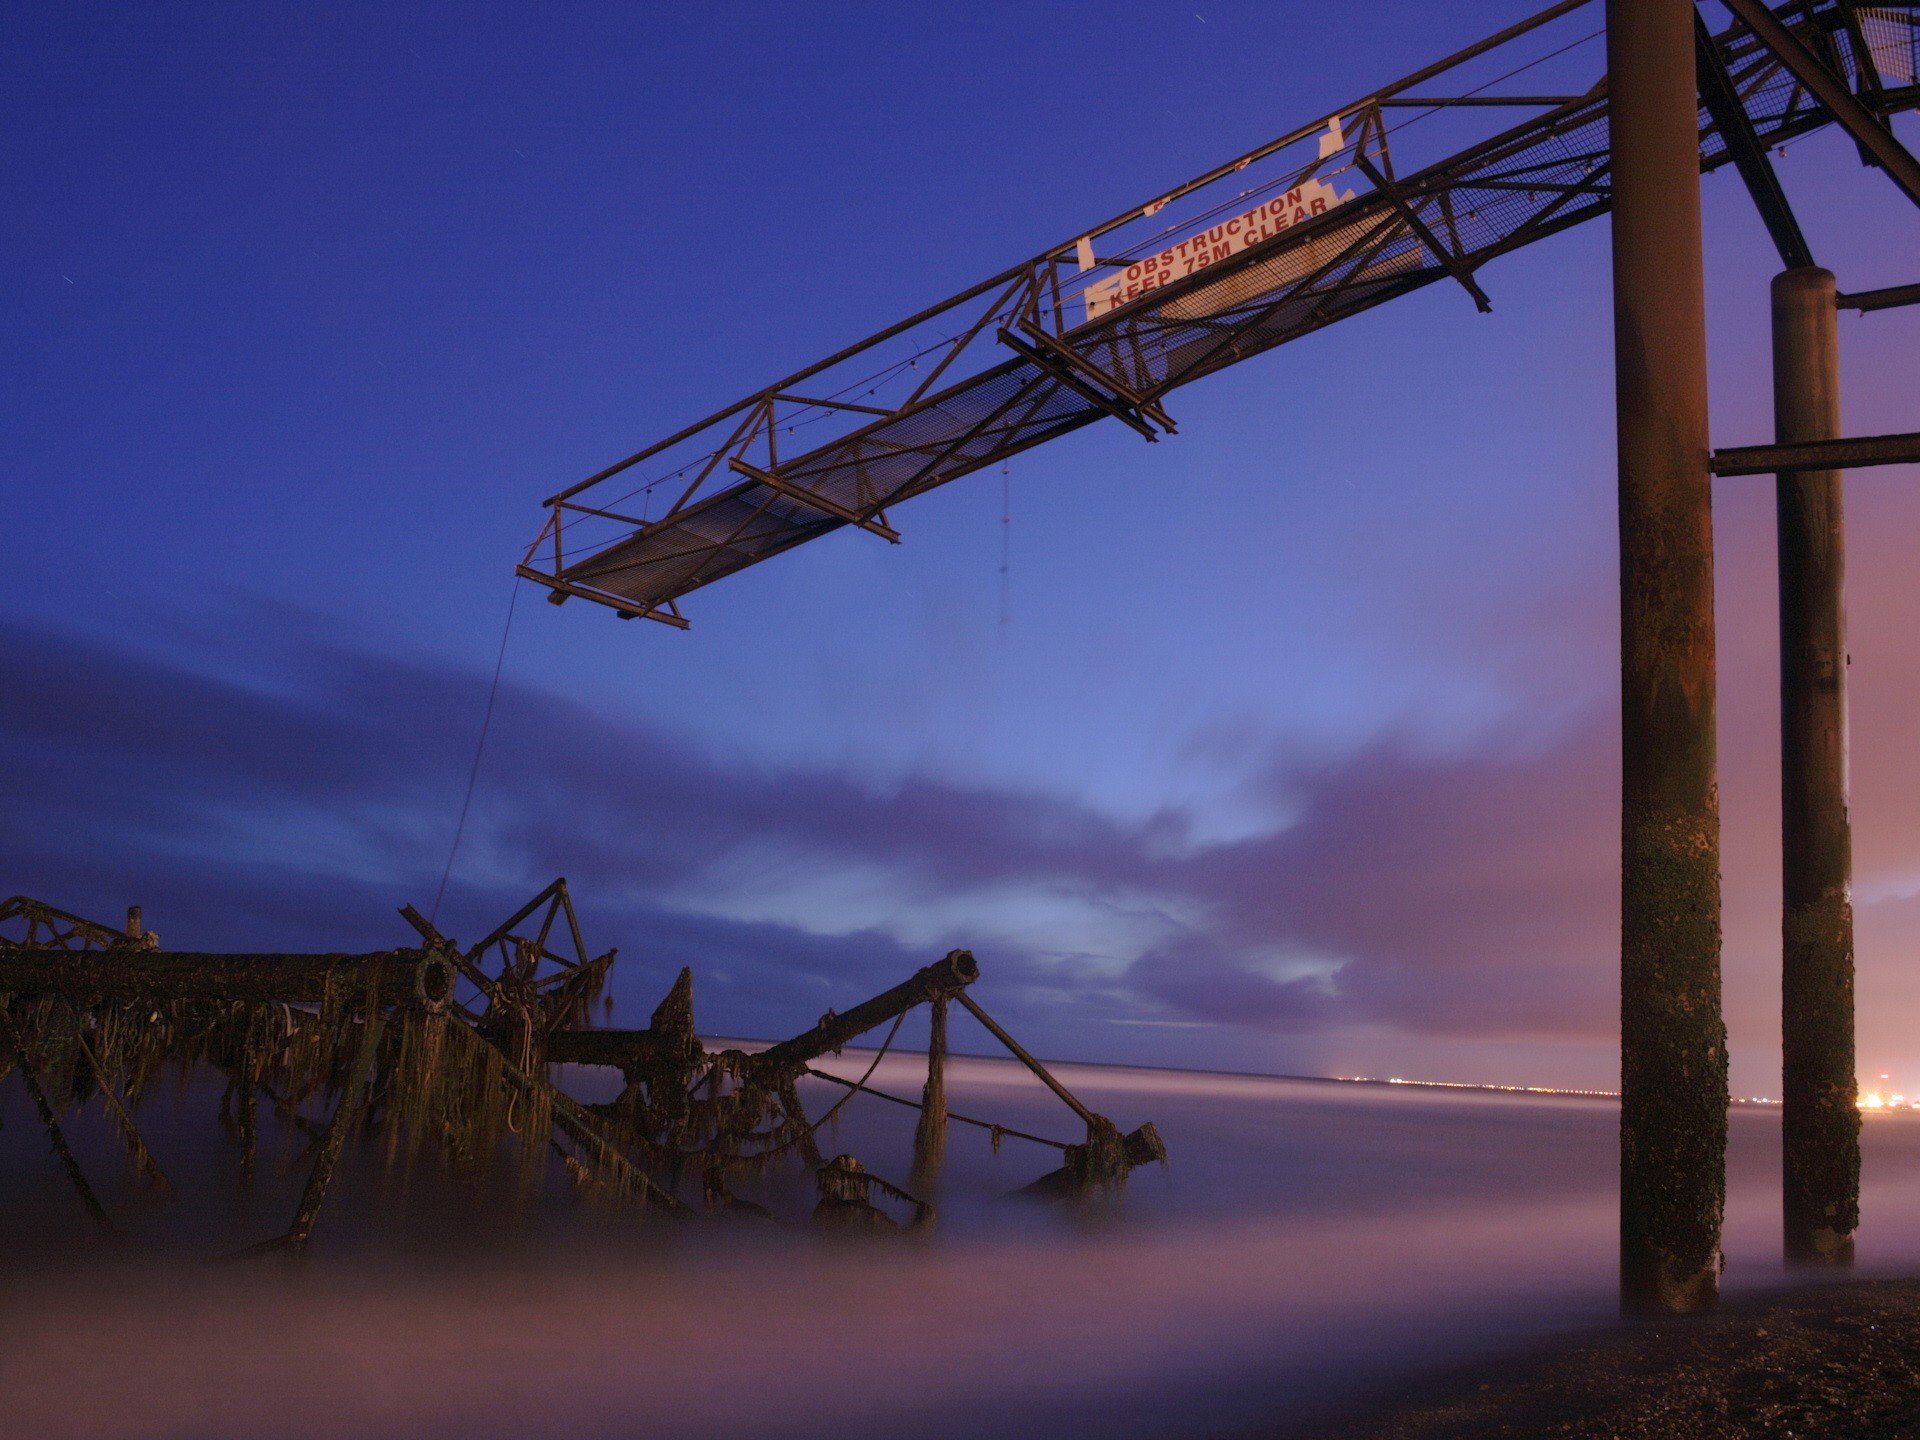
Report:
1711,432,1920,475
1838,281,1920,312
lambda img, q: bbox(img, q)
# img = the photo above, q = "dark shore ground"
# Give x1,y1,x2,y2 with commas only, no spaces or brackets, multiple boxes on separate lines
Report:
1266,1278,1920,1440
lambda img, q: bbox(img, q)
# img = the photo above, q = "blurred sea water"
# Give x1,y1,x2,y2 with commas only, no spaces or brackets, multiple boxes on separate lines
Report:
5,1048,1919,1439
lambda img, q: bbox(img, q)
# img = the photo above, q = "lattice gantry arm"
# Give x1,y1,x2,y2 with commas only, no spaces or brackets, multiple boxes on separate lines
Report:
518,1,1920,628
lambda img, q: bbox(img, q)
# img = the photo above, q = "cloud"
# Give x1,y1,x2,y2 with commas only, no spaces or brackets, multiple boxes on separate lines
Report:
0,603,1648,1060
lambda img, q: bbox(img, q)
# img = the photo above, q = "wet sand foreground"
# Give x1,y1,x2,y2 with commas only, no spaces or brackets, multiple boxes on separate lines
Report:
1290,1277,1920,1440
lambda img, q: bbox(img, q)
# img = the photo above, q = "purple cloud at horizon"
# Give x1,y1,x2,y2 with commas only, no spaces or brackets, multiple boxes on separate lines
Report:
4,579,1919,1093
0,607,1617,1059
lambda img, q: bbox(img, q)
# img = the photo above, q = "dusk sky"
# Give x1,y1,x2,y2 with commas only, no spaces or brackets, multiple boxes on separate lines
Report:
6,1,1917,1093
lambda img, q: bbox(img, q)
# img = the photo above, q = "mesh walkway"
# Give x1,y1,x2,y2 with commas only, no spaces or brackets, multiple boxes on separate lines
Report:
521,0,1920,626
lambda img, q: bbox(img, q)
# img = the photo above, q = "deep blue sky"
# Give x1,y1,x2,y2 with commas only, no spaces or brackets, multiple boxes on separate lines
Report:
6,2,1919,1090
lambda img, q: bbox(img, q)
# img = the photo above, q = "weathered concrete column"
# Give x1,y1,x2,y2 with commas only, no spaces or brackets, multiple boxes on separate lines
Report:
1608,0,1727,1316
1773,265,1858,1267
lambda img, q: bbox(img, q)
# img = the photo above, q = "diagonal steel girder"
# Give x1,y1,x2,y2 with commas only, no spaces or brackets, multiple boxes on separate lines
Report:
1694,6,1815,268
1353,152,1495,311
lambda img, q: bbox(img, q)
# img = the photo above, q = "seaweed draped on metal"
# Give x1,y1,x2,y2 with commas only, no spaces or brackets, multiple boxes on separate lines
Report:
1,885,1165,1247
518,0,1920,627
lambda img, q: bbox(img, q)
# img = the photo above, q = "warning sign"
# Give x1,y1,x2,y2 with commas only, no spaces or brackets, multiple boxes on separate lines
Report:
1079,176,1354,323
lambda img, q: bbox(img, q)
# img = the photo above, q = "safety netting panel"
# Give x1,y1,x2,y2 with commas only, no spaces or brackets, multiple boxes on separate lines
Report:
1861,6,1920,84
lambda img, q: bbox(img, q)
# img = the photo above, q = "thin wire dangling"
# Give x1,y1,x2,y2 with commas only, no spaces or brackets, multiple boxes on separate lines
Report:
998,461,1012,629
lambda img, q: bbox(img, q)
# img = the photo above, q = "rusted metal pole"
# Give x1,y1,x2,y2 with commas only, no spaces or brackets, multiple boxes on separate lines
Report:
1773,264,1858,1267
75,1028,170,1191
546,953,979,1116
284,985,386,1252
1609,0,1726,1316
750,950,978,1079
911,995,949,1190
0,1007,115,1233
487,1039,680,1211
0,947,455,1007
805,1065,1071,1151
526,1025,678,1071
954,991,1098,1128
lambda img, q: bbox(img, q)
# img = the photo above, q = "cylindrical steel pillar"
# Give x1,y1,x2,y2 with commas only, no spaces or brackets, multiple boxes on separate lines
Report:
1608,0,1727,1315
1773,265,1858,1267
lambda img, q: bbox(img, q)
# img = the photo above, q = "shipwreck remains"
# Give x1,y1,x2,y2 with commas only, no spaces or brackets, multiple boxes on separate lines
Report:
0,886,1163,1251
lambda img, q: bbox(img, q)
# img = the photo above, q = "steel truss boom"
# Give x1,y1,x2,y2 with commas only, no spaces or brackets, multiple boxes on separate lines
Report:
521,0,1920,626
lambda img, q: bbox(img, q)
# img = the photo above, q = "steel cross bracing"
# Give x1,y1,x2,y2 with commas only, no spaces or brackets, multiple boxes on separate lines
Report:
520,0,1920,627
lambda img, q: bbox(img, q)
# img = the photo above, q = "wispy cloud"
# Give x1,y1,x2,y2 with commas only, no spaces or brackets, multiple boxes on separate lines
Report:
0,604,1640,1060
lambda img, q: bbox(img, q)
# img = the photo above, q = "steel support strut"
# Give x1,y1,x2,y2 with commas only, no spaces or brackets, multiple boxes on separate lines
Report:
1693,8,1814,271
1773,265,1859,1267
1610,0,1727,1317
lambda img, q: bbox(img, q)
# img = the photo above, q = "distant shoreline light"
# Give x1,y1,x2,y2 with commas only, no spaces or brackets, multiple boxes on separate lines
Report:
1332,1075,1621,1099
1858,1091,1917,1111
1328,1075,1920,1112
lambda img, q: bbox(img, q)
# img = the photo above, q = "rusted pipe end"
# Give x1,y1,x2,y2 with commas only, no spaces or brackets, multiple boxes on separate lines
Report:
414,949,457,1012
938,949,979,988
1123,1121,1167,1168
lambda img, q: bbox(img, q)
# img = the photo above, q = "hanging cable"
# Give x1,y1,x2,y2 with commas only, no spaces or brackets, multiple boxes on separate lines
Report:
998,460,1012,629
430,579,522,925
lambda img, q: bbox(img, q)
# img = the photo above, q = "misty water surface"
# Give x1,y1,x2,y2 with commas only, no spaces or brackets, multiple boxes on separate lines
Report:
6,1051,1920,1439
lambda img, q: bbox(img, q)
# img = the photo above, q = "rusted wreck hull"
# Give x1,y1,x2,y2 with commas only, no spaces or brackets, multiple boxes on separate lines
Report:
0,946,455,1007
2,887,1167,1246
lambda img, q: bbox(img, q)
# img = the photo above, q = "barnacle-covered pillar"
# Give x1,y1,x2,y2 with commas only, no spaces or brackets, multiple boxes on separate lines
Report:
1773,265,1858,1267
1609,0,1726,1315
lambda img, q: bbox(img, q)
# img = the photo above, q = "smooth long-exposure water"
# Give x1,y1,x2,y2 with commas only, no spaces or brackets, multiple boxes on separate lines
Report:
6,1050,1920,1439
